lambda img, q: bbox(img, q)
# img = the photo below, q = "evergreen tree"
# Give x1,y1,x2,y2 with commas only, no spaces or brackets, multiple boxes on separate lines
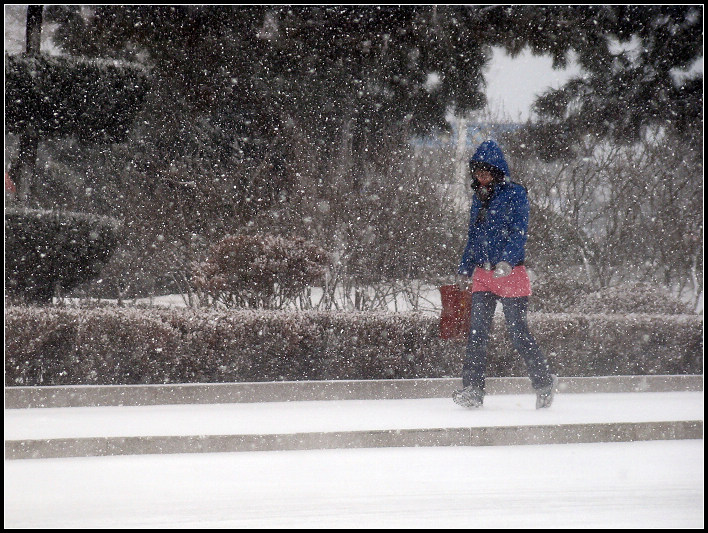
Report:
483,5,702,151
46,6,490,178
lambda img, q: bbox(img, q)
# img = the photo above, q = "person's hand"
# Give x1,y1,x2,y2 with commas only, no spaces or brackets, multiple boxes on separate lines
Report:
493,261,512,278
456,274,470,291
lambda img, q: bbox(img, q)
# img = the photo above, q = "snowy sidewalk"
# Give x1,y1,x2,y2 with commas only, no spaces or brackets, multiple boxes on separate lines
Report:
4,376,703,459
5,441,704,528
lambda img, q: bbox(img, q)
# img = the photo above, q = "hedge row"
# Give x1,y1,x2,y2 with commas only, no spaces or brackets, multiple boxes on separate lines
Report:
5,305,703,386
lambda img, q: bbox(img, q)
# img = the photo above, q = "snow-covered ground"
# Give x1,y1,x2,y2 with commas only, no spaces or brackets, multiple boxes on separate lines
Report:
60,284,447,315
64,279,704,314
4,390,704,528
4,391,703,439
4,440,703,528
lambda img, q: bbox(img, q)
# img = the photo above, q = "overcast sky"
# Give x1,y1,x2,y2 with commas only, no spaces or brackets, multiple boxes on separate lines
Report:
483,46,583,122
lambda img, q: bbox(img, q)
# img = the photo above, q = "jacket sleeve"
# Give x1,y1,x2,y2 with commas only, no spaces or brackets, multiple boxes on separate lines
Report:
457,199,479,275
499,185,529,266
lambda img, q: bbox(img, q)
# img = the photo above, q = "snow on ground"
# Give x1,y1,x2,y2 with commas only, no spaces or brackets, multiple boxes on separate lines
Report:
63,280,704,314
4,440,703,528
4,390,704,527
60,285,446,314
4,391,703,440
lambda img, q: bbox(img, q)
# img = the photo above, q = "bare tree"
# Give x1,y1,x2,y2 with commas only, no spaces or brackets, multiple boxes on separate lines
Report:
505,126,702,307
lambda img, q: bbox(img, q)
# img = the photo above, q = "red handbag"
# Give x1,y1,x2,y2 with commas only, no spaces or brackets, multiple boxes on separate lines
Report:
439,285,472,341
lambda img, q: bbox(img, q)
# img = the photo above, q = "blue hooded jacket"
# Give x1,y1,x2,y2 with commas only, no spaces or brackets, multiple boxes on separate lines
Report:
458,140,529,275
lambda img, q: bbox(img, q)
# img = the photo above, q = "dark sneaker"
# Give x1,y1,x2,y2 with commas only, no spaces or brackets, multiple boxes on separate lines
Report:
453,386,484,408
536,374,558,409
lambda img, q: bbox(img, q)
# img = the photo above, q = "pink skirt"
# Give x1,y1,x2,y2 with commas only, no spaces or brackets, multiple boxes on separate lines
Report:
470,265,532,298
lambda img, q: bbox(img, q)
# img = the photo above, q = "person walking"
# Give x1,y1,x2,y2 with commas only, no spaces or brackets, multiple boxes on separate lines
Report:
453,140,557,409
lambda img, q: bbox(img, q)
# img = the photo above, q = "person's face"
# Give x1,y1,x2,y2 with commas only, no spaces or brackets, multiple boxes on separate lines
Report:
474,169,494,187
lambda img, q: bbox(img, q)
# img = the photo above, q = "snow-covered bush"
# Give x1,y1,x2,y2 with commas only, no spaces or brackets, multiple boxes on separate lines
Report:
192,233,330,309
5,305,702,386
570,283,694,315
528,273,594,312
5,208,121,304
5,305,180,385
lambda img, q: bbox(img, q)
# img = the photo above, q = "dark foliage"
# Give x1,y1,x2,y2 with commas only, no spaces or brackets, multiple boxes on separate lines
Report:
42,5,490,177
504,5,703,147
5,53,149,143
5,208,121,304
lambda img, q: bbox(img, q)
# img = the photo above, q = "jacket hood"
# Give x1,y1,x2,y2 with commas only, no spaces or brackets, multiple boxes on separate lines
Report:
469,140,510,177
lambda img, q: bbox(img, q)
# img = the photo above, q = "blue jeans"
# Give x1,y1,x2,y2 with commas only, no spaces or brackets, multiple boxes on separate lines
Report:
463,291,553,391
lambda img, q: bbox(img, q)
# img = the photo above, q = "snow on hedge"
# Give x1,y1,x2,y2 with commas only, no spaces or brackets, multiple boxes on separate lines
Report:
5,305,702,386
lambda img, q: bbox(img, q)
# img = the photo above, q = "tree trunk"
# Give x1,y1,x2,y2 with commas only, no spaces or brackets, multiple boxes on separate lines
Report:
11,128,39,202
11,5,43,202
26,5,43,53
454,114,468,185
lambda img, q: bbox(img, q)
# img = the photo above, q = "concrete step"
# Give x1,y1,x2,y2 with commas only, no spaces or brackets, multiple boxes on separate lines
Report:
4,376,702,460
